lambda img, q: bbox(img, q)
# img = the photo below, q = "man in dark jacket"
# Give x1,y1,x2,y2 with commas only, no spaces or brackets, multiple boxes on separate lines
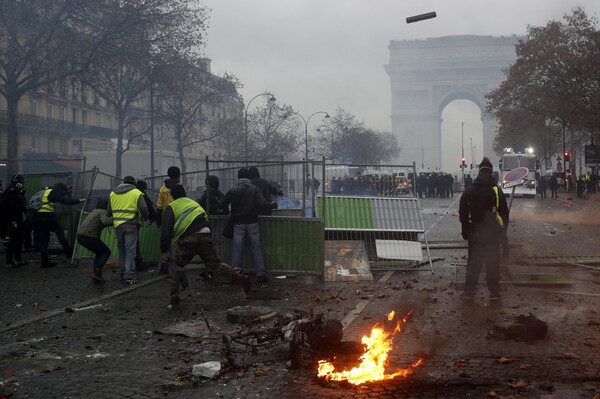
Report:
198,175,228,215
459,157,509,300
2,175,28,268
248,166,280,215
160,184,249,303
33,182,86,268
218,168,276,284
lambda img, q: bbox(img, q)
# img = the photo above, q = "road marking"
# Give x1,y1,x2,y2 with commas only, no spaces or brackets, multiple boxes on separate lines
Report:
341,271,394,328
425,196,461,235
0,273,169,334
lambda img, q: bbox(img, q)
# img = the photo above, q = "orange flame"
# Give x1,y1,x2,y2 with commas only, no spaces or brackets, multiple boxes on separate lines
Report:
317,310,424,385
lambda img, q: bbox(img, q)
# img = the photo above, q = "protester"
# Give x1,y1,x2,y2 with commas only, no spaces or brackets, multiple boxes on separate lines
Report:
156,166,181,228
135,180,156,271
160,184,250,304
549,175,559,199
33,182,85,268
248,166,280,215
218,167,277,284
198,175,228,216
2,175,28,268
108,176,149,284
77,198,113,282
459,157,509,300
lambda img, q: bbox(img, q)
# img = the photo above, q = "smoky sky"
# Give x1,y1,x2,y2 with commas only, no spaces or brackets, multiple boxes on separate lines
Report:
202,0,599,170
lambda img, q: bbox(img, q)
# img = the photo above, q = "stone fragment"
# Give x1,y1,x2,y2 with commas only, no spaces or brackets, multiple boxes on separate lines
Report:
192,361,221,378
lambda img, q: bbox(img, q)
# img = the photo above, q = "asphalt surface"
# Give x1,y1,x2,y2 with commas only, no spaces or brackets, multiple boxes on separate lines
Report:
1,192,600,399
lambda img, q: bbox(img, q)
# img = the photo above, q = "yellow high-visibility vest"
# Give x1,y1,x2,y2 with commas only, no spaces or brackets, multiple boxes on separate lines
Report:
36,188,55,213
168,197,207,243
110,189,143,227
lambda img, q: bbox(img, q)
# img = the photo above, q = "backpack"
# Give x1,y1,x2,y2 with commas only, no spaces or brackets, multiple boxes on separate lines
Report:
27,189,46,212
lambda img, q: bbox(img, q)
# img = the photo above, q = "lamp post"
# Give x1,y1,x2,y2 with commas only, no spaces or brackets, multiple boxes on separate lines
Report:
293,111,330,216
244,92,276,161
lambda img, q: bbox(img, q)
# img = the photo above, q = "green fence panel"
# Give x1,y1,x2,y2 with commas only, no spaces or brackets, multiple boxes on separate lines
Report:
316,197,374,229
260,217,324,273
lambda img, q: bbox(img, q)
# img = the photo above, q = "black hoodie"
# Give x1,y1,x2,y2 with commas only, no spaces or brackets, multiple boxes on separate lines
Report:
459,172,509,238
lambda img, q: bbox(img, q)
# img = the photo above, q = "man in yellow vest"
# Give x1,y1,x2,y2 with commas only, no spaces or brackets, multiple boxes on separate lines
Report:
459,157,509,301
108,176,149,284
160,184,250,304
33,182,85,268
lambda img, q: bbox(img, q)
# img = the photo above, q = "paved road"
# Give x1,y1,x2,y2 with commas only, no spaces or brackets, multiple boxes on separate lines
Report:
1,193,600,398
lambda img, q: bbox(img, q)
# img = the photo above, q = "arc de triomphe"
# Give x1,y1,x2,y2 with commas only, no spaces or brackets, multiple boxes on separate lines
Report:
384,35,521,169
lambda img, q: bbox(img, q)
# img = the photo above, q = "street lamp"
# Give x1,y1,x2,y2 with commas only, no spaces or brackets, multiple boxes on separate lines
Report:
293,111,330,162
293,111,330,216
244,92,276,161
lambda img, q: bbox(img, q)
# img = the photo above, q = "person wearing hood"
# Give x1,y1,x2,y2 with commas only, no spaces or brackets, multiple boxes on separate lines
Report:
248,166,280,215
156,166,181,228
108,176,149,284
2,175,28,268
218,168,277,284
459,157,509,301
33,182,86,268
77,198,113,282
198,175,228,215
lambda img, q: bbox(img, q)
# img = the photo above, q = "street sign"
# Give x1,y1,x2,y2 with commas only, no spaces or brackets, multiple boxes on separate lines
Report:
556,165,563,172
503,179,524,189
503,167,529,182
585,144,600,166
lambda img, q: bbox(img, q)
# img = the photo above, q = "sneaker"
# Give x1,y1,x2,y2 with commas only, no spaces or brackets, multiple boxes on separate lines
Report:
490,292,501,301
6,263,18,269
124,277,139,285
256,274,269,284
460,290,475,299
170,295,183,305
89,269,105,283
15,260,29,266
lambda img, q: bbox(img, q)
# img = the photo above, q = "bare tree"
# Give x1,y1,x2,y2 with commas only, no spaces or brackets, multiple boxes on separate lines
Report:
80,0,210,177
0,0,162,175
248,101,301,161
156,62,242,176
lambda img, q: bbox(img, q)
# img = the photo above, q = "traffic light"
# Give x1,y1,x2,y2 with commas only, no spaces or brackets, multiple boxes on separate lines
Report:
564,151,570,162
461,156,466,169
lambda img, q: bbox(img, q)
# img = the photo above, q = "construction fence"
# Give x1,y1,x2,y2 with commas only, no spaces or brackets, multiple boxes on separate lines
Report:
18,159,433,275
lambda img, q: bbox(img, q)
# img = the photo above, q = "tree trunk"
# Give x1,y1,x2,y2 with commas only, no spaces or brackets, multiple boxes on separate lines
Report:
176,125,187,186
5,93,21,176
115,115,125,178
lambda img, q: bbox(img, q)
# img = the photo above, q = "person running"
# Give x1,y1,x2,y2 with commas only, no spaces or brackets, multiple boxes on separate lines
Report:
32,182,85,268
160,184,250,304
76,198,113,282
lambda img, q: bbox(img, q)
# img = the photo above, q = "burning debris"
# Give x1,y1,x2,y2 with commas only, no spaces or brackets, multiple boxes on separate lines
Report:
317,311,424,385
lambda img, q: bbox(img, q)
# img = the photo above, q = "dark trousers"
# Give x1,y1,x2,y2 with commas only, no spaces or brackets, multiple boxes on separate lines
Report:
77,234,111,270
465,238,501,294
6,220,24,263
33,214,72,265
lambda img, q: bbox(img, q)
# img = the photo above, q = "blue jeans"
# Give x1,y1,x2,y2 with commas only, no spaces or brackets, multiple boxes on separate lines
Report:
231,223,265,276
116,226,137,279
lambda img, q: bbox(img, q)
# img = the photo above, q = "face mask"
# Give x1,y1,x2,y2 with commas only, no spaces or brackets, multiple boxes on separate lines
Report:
15,182,24,189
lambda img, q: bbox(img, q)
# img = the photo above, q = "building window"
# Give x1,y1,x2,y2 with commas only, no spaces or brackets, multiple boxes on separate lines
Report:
48,137,54,153
47,103,55,119
60,106,67,121
60,139,67,155
72,108,78,124
32,135,38,150
82,110,87,126
31,100,39,116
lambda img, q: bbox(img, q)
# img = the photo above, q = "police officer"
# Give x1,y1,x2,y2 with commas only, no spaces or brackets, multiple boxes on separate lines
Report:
459,157,509,300
108,176,148,284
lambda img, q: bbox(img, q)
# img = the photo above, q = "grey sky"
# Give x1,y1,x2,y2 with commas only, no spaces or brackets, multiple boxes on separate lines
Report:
202,1,599,170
